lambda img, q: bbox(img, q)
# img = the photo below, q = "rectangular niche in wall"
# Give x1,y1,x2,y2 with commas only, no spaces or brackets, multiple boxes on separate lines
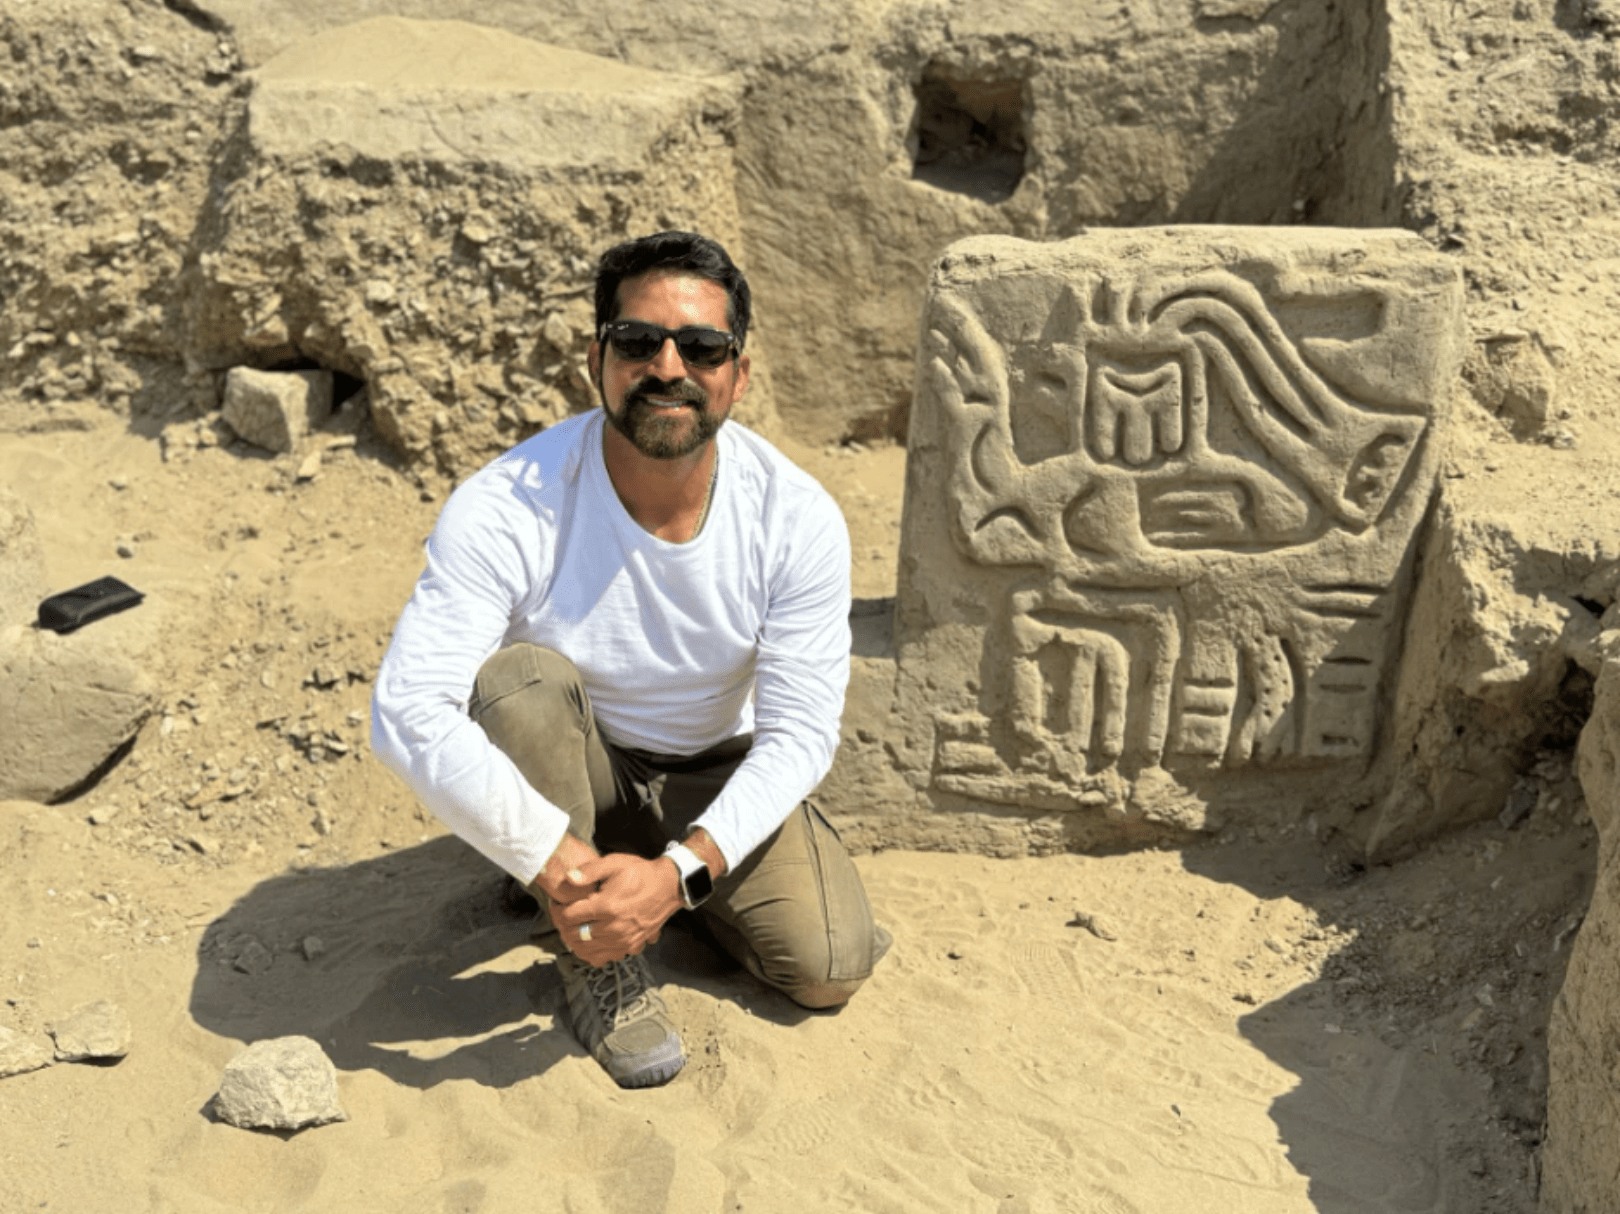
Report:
911,64,1028,203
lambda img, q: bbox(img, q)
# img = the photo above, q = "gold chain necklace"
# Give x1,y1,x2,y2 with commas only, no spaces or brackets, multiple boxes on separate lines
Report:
691,452,718,541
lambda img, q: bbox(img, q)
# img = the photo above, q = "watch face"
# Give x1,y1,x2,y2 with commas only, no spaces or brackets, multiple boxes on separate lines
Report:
684,864,715,908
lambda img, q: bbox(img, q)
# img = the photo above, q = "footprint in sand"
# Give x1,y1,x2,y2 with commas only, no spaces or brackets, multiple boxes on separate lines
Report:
1011,939,1081,1002
954,1115,1075,1182
1081,1191,1143,1214
737,1097,845,1157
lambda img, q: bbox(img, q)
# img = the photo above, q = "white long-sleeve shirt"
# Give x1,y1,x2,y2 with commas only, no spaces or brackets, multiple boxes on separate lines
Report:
370,409,852,883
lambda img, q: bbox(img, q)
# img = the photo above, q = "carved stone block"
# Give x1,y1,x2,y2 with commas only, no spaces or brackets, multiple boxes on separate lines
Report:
894,229,1463,836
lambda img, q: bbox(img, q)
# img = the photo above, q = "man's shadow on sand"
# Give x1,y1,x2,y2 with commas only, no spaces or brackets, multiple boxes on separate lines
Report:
187,836,811,1090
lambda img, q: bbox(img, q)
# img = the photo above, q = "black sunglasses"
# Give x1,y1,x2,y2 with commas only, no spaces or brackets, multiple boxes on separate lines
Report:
599,320,739,369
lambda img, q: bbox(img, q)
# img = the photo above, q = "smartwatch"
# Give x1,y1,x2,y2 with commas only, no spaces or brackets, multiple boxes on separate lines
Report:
664,841,715,910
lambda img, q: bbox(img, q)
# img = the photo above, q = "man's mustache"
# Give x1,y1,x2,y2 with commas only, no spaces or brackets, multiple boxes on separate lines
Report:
625,376,707,407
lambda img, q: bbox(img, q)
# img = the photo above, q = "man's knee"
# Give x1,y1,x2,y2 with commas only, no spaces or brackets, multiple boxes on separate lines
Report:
756,933,873,1010
785,974,867,1010
472,644,576,713
470,644,585,738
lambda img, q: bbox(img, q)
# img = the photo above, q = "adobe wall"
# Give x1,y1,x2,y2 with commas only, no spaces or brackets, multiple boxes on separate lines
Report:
2,0,1390,465
1542,641,1620,1212
179,17,771,480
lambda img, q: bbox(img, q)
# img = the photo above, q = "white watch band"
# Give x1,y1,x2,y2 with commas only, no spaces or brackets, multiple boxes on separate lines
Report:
664,842,707,908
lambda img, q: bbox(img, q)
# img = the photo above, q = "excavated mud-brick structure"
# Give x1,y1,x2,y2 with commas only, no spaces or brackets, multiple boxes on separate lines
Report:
3,1,1620,1208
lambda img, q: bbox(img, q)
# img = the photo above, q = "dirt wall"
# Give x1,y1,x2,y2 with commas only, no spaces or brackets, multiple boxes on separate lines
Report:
3,0,1398,462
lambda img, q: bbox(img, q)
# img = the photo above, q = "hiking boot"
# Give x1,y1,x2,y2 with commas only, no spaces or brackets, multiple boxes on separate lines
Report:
554,951,685,1088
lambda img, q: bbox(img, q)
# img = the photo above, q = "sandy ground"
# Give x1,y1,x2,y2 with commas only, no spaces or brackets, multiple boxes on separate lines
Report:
0,413,1598,1213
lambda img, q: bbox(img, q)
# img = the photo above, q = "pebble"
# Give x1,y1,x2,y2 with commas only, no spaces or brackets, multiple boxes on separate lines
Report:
1498,782,1536,829
233,939,274,975
1067,910,1120,941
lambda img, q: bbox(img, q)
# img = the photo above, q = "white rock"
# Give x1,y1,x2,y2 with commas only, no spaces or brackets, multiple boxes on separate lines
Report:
212,1036,348,1131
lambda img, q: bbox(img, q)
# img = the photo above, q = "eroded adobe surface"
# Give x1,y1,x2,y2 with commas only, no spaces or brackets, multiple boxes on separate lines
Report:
891,229,1463,844
180,17,769,478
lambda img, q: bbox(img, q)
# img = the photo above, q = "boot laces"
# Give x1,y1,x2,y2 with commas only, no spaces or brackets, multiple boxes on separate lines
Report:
584,957,653,1029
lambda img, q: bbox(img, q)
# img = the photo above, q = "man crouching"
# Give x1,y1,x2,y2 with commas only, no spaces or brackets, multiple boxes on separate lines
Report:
372,230,885,1087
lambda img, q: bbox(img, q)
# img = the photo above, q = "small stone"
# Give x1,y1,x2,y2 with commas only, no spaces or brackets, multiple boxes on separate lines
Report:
46,999,132,1062
233,939,274,975
542,313,573,350
212,1036,348,1131
0,1026,53,1078
1499,782,1537,830
1067,910,1120,941
295,450,323,482
116,541,136,559
301,937,326,961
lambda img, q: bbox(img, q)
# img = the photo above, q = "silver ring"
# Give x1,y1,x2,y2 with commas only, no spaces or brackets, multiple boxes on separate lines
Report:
578,922,593,943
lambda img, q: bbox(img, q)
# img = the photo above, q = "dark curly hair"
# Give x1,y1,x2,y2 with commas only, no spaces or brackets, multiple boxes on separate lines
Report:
592,230,751,351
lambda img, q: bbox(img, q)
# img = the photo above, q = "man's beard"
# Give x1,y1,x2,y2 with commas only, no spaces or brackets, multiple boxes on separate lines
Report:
602,374,725,459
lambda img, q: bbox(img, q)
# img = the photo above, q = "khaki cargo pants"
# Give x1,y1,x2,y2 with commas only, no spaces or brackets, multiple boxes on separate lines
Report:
469,643,880,1009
